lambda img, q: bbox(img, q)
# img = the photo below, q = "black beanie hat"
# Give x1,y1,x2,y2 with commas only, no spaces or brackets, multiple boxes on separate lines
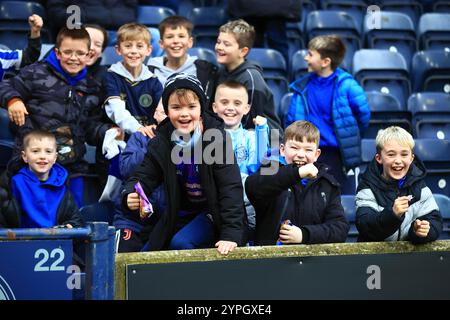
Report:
162,73,207,114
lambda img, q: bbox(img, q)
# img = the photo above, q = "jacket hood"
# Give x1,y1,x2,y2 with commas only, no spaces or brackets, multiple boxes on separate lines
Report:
290,67,352,94
148,55,197,81
14,163,68,188
360,156,427,192
108,61,155,82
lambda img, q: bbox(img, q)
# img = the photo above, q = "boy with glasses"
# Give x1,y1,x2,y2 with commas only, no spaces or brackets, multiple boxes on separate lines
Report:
0,27,114,206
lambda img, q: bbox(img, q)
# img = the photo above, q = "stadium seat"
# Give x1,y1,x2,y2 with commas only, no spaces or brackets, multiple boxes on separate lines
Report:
279,92,293,128
0,139,14,173
353,49,410,108
363,11,417,68
408,92,450,139
0,1,51,48
363,91,412,138
0,43,9,50
149,27,163,58
79,200,115,225
107,30,116,46
412,50,450,93
137,5,176,28
0,108,13,141
341,194,358,242
188,47,217,65
433,1,450,13
306,10,361,72
360,138,376,174
298,0,317,32
418,13,450,50
286,22,305,59
414,139,450,196
321,0,366,30
434,193,450,239
290,49,308,82
378,0,423,26
100,46,121,67
188,7,228,51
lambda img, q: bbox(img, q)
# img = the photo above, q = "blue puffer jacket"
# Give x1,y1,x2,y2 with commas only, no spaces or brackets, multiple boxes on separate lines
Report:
285,68,370,170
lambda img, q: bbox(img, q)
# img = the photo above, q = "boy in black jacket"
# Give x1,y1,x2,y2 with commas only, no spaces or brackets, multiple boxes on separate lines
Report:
122,73,247,255
246,120,349,245
356,126,442,243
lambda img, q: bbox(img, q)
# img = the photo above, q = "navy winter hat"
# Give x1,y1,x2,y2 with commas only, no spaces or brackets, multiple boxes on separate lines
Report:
161,73,207,114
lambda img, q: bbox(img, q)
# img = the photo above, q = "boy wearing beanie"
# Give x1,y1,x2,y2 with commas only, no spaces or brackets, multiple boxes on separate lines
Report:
122,73,247,255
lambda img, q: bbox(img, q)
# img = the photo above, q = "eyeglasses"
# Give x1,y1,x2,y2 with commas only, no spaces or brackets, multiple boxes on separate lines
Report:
58,49,89,58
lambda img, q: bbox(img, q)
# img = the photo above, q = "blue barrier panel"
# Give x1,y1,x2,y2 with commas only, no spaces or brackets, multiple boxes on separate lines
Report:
0,222,115,300
0,240,73,300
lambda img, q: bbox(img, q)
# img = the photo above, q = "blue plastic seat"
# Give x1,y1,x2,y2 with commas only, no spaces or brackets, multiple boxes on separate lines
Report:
321,0,366,30
188,47,217,65
79,201,115,225
137,5,176,28
306,10,361,72
188,7,228,51
433,1,450,13
414,139,450,196
290,49,308,82
341,194,358,242
363,11,417,68
353,49,410,108
286,22,305,60
411,50,450,93
378,0,423,26
100,46,121,67
0,108,13,141
363,91,412,138
0,139,14,171
434,193,450,239
279,92,293,129
359,138,376,174
407,92,450,139
418,13,450,50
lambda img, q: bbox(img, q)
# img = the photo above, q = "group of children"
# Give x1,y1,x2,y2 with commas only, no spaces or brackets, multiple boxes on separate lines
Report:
0,14,443,255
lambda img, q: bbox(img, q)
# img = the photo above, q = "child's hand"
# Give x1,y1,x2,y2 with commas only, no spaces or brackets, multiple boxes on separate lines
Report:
278,223,303,244
127,192,140,210
8,99,28,126
65,224,73,229
393,196,410,217
413,219,430,237
138,125,156,138
28,14,43,38
253,116,267,126
153,101,167,124
298,163,318,179
215,240,237,255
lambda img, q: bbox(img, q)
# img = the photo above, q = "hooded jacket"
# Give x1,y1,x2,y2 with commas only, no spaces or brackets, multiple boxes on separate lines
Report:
286,68,370,170
104,62,163,134
121,111,247,250
217,59,282,133
356,157,442,243
245,159,349,245
0,162,83,228
147,56,218,108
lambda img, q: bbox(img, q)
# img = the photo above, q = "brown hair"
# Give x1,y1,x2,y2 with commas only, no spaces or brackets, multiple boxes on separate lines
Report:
219,19,255,50
56,27,90,50
159,15,193,38
23,130,57,149
308,35,346,70
116,23,151,45
84,24,109,51
283,121,320,146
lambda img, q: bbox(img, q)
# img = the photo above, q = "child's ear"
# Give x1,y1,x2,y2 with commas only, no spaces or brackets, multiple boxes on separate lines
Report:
115,45,121,56
243,103,250,115
375,153,382,164
279,144,286,157
239,46,249,58
212,102,218,113
322,57,331,69
21,150,27,163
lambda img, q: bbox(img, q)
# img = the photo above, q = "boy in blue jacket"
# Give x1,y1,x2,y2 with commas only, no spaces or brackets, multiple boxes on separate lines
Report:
0,130,83,228
286,35,370,194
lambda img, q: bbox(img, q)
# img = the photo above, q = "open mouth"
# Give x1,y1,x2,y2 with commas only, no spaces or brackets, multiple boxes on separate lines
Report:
293,160,307,167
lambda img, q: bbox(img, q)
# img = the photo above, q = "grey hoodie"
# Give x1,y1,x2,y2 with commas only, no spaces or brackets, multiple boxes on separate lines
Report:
147,55,198,85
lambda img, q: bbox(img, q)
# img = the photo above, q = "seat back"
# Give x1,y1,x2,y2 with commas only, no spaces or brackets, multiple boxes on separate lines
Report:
137,5,176,28
418,13,450,50
412,50,450,93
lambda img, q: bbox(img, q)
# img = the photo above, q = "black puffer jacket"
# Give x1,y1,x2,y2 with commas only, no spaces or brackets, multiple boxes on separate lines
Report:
121,111,247,250
246,161,349,245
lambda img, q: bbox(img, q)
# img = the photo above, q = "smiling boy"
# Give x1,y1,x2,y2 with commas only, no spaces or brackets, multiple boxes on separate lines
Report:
356,126,442,243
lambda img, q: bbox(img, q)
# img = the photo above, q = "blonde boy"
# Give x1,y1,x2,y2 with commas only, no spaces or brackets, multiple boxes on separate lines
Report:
104,23,163,137
356,126,442,243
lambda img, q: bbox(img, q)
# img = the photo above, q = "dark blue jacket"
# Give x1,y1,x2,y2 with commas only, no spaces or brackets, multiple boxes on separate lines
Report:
286,68,370,170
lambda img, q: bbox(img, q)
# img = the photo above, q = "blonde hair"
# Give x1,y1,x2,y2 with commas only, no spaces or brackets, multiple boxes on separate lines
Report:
284,121,320,147
376,126,414,153
219,19,255,50
116,23,151,45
